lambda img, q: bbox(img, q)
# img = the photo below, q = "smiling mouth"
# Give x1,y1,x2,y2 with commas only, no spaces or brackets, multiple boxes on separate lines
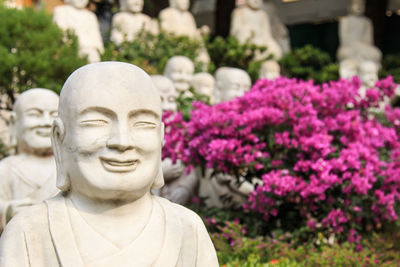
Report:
35,129,51,137
100,157,139,173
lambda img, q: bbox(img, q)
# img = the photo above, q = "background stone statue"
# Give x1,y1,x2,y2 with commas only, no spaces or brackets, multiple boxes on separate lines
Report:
259,60,280,80
214,66,251,103
111,0,159,45
337,0,382,66
0,88,59,232
163,56,194,96
230,0,282,60
151,75,199,206
0,62,218,267
191,72,216,104
339,58,359,79
53,0,104,62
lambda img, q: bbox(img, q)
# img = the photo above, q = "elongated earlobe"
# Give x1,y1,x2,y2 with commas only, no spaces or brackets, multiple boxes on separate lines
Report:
51,118,70,191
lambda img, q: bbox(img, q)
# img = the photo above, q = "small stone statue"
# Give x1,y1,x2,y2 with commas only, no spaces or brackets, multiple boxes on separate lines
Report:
215,67,251,103
230,0,282,60
0,62,218,266
259,60,280,80
339,58,359,79
359,60,379,89
337,0,382,67
53,0,104,62
111,0,159,45
163,56,194,95
191,72,216,104
0,89,59,232
151,75,199,206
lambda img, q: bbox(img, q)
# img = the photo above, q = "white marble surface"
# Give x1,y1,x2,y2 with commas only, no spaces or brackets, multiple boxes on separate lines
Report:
0,89,59,232
53,0,104,63
0,62,218,267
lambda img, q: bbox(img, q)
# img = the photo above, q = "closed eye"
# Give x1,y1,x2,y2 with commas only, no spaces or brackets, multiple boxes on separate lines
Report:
133,121,157,128
79,119,109,126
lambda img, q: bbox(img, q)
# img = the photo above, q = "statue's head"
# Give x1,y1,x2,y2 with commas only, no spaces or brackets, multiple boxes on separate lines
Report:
10,88,59,156
191,72,215,104
359,61,378,88
120,0,143,13
169,0,189,11
339,59,358,79
246,0,262,10
348,0,365,16
259,60,280,80
215,67,251,102
64,0,88,9
151,75,178,112
163,56,194,93
52,62,164,201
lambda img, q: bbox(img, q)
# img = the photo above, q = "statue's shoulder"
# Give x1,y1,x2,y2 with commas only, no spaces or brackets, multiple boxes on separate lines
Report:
159,7,176,18
4,202,48,233
0,155,22,171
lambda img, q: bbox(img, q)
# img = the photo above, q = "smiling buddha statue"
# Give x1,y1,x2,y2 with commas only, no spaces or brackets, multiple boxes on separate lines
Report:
0,62,218,267
0,88,59,232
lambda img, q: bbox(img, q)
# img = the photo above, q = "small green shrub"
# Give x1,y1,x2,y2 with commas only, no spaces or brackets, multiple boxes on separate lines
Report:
279,45,339,84
205,36,268,82
0,4,87,108
380,54,400,84
102,31,204,74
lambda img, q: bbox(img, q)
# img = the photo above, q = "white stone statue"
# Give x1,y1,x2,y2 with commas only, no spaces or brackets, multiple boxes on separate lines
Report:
230,0,282,60
151,75,199,206
110,0,159,45
259,60,280,80
164,56,195,95
53,0,104,63
0,89,59,232
159,0,211,69
359,60,379,89
191,72,216,104
337,0,382,66
262,0,290,54
339,58,359,79
215,67,251,103
0,62,218,267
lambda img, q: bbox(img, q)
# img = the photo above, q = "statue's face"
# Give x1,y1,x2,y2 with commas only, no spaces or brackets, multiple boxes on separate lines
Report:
171,0,189,11
126,0,143,13
349,0,365,16
259,61,280,80
192,74,215,102
59,65,163,201
164,58,194,93
152,76,178,112
14,89,59,155
218,70,251,102
359,63,378,88
66,0,88,9
246,0,262,10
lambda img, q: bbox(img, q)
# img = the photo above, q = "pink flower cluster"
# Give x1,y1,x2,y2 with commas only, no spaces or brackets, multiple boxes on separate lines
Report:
162,75,400,241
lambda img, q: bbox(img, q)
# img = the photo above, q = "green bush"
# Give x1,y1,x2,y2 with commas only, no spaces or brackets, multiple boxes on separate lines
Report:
380,54,400,84
102,31,204,74
205,36,268,82
0,4,87,108
279,45,339,84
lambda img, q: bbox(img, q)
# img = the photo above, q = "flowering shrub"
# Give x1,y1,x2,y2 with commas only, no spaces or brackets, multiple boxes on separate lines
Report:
163,75,400,242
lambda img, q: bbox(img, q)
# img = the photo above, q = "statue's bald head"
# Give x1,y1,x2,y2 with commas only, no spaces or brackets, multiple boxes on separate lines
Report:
59,62,162,124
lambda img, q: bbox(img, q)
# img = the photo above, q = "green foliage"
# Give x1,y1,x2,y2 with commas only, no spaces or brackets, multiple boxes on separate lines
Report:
380,54,400,84
205,36,267,82
0,4,86,106
175,88,210,120
102,31,205,74
279,45,339,84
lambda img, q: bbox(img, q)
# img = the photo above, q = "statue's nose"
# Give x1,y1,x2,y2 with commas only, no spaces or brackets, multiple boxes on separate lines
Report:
106,124,134,152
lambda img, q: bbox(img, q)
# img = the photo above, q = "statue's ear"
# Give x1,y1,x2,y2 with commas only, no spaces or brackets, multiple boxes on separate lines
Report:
51,118,69,191
161,122,165,146
8,112,17,151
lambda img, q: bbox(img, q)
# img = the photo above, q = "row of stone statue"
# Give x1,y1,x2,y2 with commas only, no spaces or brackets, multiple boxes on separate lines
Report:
0,62,219,266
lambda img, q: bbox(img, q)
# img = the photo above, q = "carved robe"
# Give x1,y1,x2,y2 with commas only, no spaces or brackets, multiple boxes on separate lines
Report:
0,194,219,267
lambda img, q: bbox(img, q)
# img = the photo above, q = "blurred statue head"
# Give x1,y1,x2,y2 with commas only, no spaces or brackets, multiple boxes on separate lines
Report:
151,75,178,112
52,62,164,201
164,56,194,93
246,0,262,10
65,0,88,9
259,60,280,80
10,89,59,156
191,72,215,104
359,61,379,88
215,67,251,102
339,59,358,79
169,0,190,11
348,0,365,16
120,0,144,13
